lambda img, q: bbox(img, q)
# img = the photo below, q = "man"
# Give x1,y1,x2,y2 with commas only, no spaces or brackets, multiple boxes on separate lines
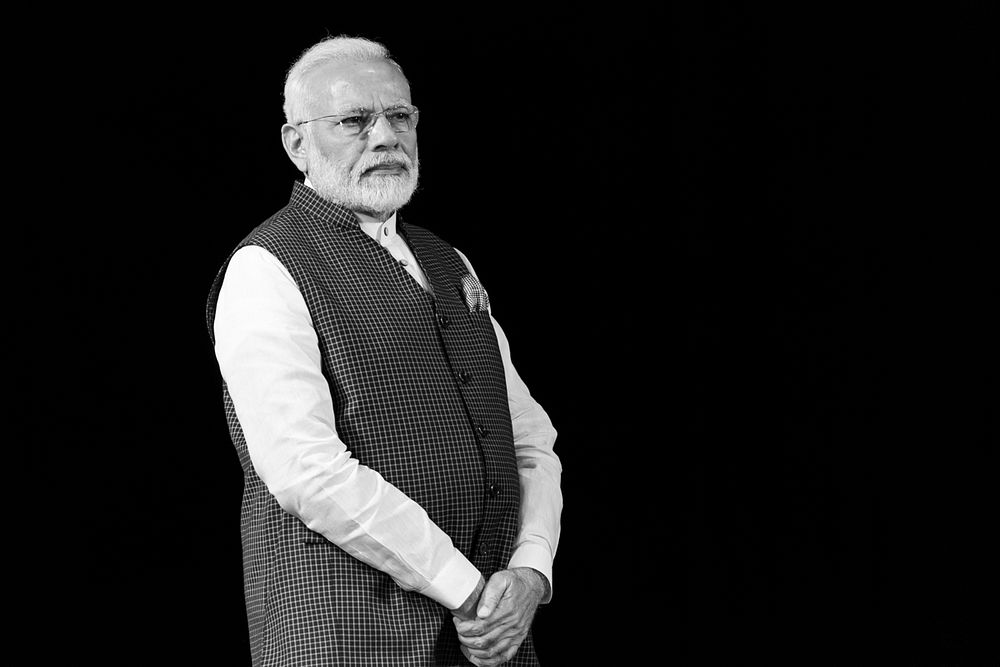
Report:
206,36,562,666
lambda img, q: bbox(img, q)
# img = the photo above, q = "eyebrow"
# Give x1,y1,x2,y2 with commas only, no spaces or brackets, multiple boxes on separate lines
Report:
333,103,411,115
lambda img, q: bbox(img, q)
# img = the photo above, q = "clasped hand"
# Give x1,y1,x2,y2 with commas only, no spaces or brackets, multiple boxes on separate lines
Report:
450,568,546,666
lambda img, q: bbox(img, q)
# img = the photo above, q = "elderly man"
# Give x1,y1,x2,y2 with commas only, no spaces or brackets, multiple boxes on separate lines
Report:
206,36,562,666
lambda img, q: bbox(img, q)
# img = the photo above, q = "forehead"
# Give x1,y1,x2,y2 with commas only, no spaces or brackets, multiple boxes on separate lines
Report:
304,59,411,113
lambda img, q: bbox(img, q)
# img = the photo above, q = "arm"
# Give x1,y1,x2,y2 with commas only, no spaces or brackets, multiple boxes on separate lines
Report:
453,315,562,665
213,245,481,610
493,314,561,602
455,250,563,600
452,251,563,665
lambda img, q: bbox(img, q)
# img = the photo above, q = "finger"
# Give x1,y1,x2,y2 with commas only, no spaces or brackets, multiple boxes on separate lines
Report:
462,648,489,667
455,608,522,646
453,616,481,635
463,646,502,667
454,608,515,638
461,647,481,667
473,639,522,667
477,571,513,618
453,616,495,638
500,641,522,663
456,624,512,649
469,656,504,667
464,644,508,666
466,646,514,667
460,627,523,656
456,620,513,648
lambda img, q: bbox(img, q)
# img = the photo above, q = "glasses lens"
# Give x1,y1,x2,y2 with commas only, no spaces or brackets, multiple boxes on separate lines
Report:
385,108,417,133
338,114,369,135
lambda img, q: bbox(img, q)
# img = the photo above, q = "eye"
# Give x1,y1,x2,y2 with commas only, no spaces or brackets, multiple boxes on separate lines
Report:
338,115,366,129
387,111,411,123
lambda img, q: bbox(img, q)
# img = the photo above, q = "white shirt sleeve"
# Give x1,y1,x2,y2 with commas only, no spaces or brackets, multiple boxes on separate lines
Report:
455,250,563,603
213,245,480,610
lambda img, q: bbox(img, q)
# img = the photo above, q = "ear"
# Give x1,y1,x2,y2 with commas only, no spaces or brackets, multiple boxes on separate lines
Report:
281,123,310,174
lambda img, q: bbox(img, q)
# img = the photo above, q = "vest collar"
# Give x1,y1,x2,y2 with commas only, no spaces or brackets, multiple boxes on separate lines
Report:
290,181,402,245
288,180,361,231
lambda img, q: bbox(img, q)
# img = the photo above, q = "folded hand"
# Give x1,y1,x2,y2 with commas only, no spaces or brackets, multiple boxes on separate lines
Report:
453,567,547,666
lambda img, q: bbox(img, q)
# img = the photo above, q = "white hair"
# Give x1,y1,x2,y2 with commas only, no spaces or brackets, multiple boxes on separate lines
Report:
307,143,420,217
282,35,405,124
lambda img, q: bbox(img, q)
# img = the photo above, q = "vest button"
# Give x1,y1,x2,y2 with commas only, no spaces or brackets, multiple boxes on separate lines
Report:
457,371,472,384
487,483,500,498
437,313,450,328
475,424,489,438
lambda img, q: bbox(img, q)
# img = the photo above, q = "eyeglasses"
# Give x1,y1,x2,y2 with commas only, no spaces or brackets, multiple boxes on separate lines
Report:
295,105,419,137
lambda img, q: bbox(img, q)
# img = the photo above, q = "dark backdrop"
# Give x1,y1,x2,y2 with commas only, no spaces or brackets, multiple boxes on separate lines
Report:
31,7,994,665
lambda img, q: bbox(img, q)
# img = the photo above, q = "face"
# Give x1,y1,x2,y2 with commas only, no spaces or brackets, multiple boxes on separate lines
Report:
286,59,419,218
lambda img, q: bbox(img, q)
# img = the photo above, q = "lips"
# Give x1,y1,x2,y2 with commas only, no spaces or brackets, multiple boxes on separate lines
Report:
363,162,406,175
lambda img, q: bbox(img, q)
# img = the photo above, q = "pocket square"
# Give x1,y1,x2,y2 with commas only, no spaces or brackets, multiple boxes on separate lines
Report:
461,273,491,313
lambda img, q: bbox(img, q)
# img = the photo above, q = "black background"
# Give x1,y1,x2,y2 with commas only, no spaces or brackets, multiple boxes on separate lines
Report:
28,6,995,665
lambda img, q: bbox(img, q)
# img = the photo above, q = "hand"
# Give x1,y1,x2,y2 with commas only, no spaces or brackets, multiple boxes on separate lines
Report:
453,567,547,666
451,574,487,623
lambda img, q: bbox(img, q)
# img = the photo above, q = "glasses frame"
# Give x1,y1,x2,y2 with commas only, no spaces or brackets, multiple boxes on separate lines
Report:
294,105,420,137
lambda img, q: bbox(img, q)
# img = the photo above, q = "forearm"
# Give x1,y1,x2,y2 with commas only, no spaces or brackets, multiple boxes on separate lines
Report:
260,430,481,608
507,448,562,602
490,315,562,601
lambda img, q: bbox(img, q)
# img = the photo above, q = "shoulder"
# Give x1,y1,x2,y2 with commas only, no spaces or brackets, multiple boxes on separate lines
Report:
242,202,314,251
227,245,294,282
453,248,477,278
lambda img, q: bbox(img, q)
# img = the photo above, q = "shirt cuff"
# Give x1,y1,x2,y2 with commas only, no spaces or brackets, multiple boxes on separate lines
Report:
420,549,481,610
507,542,554,603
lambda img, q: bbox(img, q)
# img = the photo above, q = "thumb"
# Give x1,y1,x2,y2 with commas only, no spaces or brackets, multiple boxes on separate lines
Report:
477,572,511,619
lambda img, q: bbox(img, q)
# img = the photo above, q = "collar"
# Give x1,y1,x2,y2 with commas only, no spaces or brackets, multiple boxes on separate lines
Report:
359,212,399,248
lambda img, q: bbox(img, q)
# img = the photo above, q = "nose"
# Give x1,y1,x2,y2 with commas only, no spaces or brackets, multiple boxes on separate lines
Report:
365,114,400,151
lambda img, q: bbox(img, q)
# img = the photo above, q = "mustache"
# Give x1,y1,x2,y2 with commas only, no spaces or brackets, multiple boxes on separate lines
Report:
354,152,415,177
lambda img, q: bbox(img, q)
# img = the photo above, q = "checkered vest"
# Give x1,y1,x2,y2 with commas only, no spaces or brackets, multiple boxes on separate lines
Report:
206,183,536,666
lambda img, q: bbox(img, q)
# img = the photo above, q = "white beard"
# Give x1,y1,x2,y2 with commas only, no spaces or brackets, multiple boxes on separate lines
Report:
307,145,419,218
